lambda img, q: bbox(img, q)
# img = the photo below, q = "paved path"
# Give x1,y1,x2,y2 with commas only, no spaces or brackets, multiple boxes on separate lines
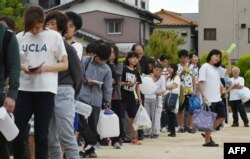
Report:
10,113,250,159
95,113,250,159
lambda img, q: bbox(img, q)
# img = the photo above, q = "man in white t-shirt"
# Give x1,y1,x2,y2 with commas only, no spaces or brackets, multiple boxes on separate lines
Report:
229,67,249,127
198,49,226,147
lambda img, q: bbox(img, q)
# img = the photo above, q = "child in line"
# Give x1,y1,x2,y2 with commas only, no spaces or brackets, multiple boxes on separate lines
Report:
120,52,142,145
144,63,165,138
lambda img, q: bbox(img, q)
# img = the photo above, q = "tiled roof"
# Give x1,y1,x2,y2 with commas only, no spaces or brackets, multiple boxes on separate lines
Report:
154,9,197,26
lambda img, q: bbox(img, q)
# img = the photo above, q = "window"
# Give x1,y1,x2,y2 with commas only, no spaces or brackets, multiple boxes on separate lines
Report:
107,21,122,34
204,28,216,40
135,0,138,6
140,1,145,9
248,28,250,43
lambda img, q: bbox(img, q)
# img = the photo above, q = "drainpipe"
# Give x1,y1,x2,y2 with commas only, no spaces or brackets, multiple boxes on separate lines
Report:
234,0,238,60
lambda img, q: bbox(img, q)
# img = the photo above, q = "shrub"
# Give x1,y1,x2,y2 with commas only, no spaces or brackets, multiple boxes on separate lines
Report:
199,51,229,66
237,54,250,77
244,69,250,88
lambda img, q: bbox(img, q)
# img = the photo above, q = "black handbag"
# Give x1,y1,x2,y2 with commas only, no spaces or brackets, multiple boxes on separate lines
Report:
163,92,178,110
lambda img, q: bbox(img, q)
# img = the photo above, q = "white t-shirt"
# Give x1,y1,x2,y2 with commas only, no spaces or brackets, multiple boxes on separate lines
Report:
229,77,245,101
198,63,226,102
17,29,67,94
145,75,166,99
165,75,181,113
72,42,83,60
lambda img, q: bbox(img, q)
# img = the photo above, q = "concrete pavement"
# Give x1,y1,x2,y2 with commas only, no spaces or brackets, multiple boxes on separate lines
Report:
95,113,250,159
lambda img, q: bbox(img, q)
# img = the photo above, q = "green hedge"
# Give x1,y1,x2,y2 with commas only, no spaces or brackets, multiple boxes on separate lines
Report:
237,54,250,77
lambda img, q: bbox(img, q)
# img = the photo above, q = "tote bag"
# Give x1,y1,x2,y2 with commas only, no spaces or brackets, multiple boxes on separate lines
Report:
163,92,178,110
193,104,217,131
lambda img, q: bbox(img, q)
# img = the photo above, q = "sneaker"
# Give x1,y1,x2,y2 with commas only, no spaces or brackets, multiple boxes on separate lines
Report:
161,127,167,133
85,147,97,158
187,128,196,133
244,123,249,127
202,141,219,147
138,136,144,140
88,152,97,158
113,142,122,149
131,138,142,145
231,123,239,127
79,151,87,158
177,128,185,133
168,133,176,137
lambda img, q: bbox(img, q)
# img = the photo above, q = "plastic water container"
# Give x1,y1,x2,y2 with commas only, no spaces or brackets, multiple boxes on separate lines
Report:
74,100,92,118
97,110,119,138
0,107,19,141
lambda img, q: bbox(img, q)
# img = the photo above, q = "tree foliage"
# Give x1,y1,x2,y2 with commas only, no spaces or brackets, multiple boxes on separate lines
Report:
144,29,185,62
0,0,27,32
237,54,250,77
199,51,230,66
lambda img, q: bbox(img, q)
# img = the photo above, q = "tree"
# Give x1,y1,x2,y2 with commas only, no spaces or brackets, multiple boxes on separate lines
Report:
0,0,26,32
237,54,250,77
144,29,185,62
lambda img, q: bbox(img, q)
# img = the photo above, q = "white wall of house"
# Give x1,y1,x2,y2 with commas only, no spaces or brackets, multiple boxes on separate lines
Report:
123,0,149,10
60,0,73,4
61,0,140,19
199,0,250,59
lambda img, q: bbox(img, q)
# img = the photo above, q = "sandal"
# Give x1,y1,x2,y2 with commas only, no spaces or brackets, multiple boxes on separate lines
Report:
131,138,142,145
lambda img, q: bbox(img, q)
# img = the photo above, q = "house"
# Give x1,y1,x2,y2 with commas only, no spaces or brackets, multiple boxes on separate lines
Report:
23,0,149,10
199,0,250,60
121,0,149,10
23,0,160,53
153,9,198,52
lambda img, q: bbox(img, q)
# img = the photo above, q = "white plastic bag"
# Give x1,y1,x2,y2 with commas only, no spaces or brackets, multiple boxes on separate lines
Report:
74,100,92,118
133,105,152,130
239,87,250,103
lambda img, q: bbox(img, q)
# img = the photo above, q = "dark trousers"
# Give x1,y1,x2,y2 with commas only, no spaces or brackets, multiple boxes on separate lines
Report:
222,97,228,124
110,100,123,145
0,132,9,159
0,95,10,159
230,100,249,124
161,111,169,128
167,111,176,135
79,102,100,147
13,91,55,159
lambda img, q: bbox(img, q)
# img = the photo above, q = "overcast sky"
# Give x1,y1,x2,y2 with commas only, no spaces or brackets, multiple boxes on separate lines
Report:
149,0,198,13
